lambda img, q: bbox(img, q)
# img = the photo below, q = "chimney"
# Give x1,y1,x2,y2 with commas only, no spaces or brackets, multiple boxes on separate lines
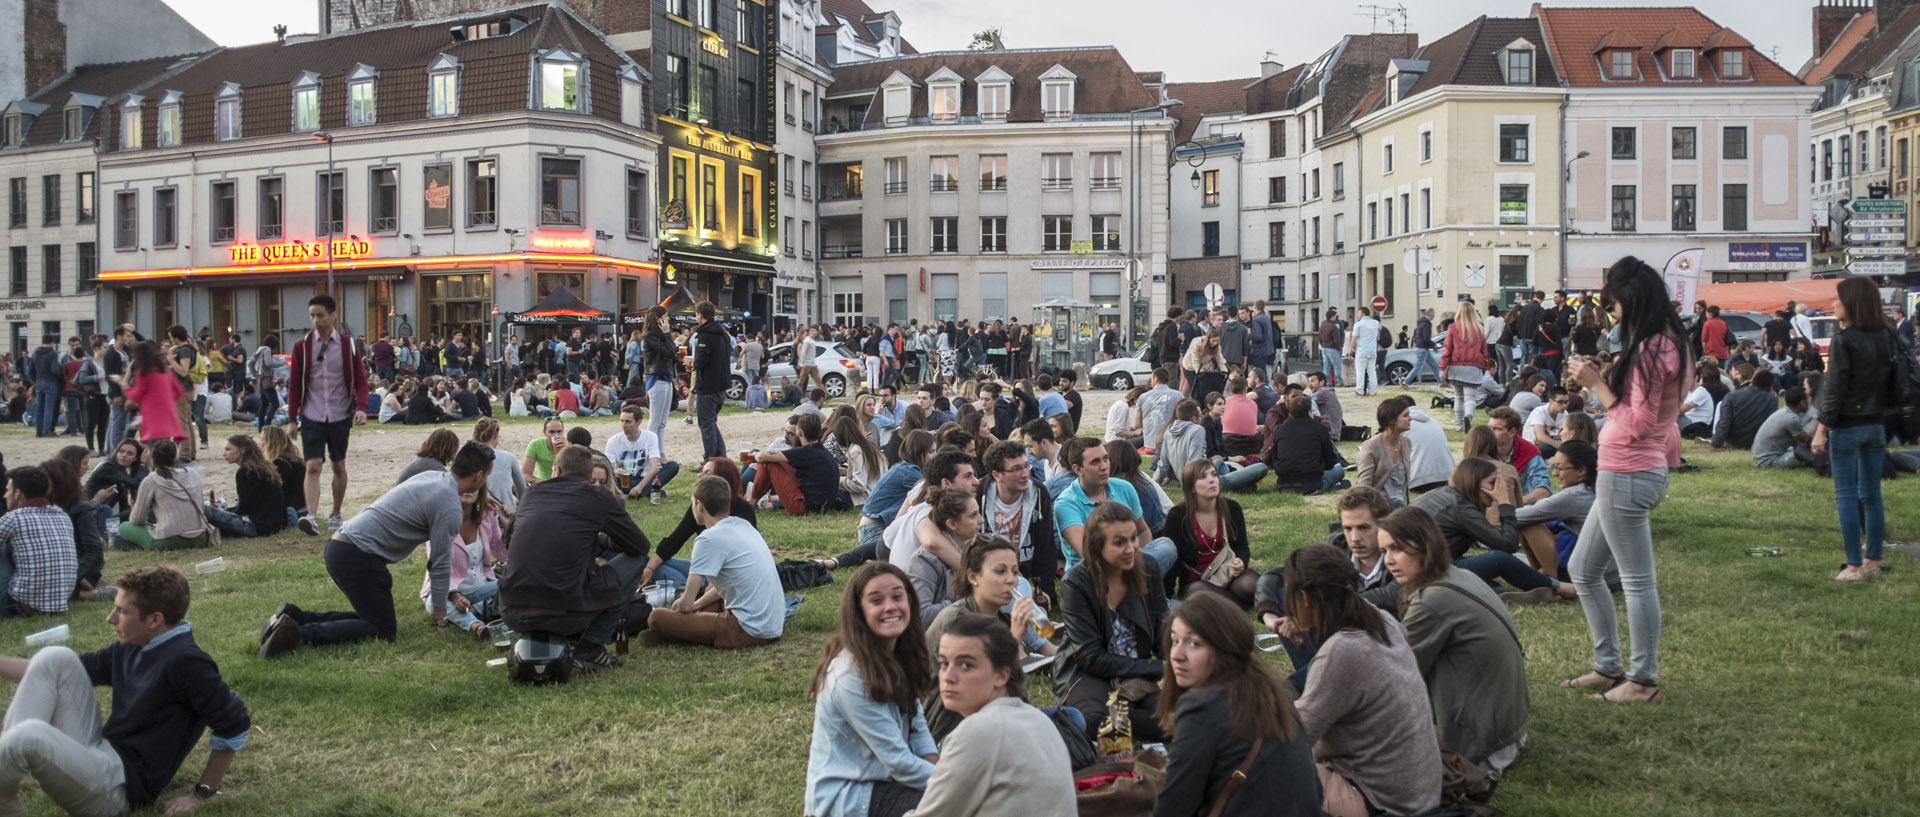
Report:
1261,59,1284,78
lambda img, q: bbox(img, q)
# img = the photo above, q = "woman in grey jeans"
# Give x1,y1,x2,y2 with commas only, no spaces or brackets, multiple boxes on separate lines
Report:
1560,257,1690,704
639,306,678,441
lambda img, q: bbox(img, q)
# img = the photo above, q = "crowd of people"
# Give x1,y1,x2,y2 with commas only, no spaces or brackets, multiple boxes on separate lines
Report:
0,257,1914,816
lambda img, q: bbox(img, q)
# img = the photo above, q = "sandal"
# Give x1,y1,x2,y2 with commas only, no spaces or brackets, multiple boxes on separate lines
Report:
1560,670,1624,690
469,621,490,641
1588,680,1660,704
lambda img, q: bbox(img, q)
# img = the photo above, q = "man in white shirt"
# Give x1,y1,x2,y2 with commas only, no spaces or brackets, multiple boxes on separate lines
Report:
604,404,678,504
1484,306,1509,385
205,382,235,424
1524,387,1568,457
1344,308,1384,397
1790,303,1815,342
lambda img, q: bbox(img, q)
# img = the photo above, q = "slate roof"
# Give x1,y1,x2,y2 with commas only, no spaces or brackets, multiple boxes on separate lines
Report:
1824,3,1920,82
1401,16,1561,98
1533,6,1800,87
1321,33,1419,132
1167,77,1257,143
822,47,1155,121
818,0,915,54
6,55,204,149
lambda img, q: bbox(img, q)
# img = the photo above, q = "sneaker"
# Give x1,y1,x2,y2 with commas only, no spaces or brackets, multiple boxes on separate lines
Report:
683,415,694,425
259,616,303,659
1503,587,1559,606
92,586,118,604
110,535,141,552
1333,479,1352,491
297,515,319,536
327,513,342,532
571,646,623,673
262,602,304,644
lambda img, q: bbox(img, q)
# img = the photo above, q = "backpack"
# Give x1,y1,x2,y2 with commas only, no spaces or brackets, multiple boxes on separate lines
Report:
185,348,208,385
776,559,833,592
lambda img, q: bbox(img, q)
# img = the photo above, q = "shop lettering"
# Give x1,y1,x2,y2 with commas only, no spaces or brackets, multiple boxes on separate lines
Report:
228,239,374,264
701,35,730,58
681,130,754,161
530,233,594,253
0,300,47,311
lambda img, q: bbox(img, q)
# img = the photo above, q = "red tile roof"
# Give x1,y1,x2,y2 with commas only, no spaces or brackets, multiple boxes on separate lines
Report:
1168,77,1258,143
1801,9,1875,82
1533,5,1801,87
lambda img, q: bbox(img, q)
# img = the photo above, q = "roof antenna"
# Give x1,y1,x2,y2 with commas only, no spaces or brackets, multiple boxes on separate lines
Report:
1354,3,1408,33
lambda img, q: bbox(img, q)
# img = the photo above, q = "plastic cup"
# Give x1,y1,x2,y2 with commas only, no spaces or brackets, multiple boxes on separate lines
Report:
195,557,225,574
1255,633,1286,653
485,657,508,668
25,624,70,646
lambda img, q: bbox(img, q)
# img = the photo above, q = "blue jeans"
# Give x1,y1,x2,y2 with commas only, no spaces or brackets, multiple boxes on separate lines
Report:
1459,551,1559,592
1404,348,1440,385
1318,348,1341,386
1570,468,1667,684
650,558,693,586
430,580,499,631
32,380,59,436
1142,536,1177,580
1218,462,1267,492
202,504,260,537
1830,424,1888,566
1514,339,1536,371
107,399,131,446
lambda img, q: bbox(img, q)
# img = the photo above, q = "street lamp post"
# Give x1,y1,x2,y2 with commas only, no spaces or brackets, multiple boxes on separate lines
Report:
313,131,336,299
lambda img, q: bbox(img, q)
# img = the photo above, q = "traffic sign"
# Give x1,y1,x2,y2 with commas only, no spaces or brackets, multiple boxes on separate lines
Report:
1849,199,1908,213
1204,282,1225,308
1846,232,1906,243
1371,295,1389,313
1848,260,1905,275
1848,246,1906,257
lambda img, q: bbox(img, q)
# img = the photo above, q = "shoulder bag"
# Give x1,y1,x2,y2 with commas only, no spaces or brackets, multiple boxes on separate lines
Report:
181,476,221,548
1202,737,1264,817
1073,748,1165,817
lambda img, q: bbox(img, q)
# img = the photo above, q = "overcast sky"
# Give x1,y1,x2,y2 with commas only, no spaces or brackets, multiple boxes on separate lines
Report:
163,0,1814,83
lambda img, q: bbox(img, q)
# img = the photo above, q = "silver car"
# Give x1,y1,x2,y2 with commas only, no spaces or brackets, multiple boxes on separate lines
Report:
726,339,866,400
1089,344,1154,391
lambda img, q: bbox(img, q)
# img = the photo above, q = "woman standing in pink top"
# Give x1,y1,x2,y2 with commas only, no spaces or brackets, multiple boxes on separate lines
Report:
1560,257,1691,705
117,340,187,447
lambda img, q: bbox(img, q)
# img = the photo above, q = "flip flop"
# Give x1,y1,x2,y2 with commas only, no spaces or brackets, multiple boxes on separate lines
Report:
1589,681,1660,704
1560,670,1624,690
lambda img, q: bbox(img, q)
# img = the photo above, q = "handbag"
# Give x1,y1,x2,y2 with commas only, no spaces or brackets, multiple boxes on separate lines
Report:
1073,749,1165,817
1198,553,1236,588
1204,737,1265,817
1049,705,1100,771
186,481,221,548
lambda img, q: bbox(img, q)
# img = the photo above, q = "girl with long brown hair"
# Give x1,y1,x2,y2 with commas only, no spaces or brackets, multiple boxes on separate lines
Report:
201,434,286,538
1165,459,1256,607
1055,501,1168,744
805,563,936,817
1813,275,1899,583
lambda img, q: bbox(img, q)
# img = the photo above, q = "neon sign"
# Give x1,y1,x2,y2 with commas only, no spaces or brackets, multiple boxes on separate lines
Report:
701,35,730,58
228,239,372,265
530,233,593,253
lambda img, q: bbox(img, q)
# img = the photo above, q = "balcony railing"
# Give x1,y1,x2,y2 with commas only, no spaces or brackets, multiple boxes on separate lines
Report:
930,178,959,193
822,180,863,200
884,181,909,195
981,176,1007,192
627,217,646,235
822,244,863,259
1042,177,1073,191
1091,177,1121,191
372,215,397,233
802,185,812,201
213,226,235,242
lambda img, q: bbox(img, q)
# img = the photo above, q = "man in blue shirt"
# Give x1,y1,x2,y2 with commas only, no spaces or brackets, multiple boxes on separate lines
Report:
1034,373,1068,419
869,385,907,447
1051,438,1176,581
0,566,249,815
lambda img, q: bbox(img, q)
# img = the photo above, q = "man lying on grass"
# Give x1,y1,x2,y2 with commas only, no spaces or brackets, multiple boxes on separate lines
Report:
0,566,249,816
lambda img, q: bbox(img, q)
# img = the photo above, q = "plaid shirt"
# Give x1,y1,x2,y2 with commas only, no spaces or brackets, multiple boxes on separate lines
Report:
0,503,77,614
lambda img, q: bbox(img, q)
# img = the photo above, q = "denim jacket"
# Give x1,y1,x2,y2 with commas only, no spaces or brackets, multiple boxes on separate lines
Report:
805,650,937,817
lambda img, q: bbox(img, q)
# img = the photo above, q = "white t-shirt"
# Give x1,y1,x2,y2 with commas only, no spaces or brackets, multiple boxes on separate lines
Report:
885,501,934,567
1682,386,1714,426
205,392,234,423
1104,400,1134,442
1524,404,1562,441
603,429,663,476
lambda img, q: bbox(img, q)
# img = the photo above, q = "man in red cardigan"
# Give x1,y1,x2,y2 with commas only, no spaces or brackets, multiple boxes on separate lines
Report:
285,295,368,534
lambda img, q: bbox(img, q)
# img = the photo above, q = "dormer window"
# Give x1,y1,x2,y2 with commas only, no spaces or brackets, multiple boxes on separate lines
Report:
215,82,242,141
158,91,182,147
976,66,1011,123
1040,64,1076,121
1610,51,1634,78
536,49,584,112
881,71,913,126
0,114,19,148
293,71,321,132
1503,43,1534,85
120,97,143,150
61,103,92,143
348,64,378,126
1671,49,1695,79
926,67,961,124
429,54,461,118
619,64,644,128
1720,49,1745,78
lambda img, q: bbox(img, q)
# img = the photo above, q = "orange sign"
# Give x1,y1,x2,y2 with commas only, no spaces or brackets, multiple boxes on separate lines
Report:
228,239,373,264
530,233,593,253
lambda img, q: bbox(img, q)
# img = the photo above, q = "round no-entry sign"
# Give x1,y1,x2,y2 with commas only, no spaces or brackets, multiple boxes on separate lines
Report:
1371,295,1389,313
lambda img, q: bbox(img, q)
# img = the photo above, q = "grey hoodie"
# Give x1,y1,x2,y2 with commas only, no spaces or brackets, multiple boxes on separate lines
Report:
1219,319,1250,365
1152,419,1208,484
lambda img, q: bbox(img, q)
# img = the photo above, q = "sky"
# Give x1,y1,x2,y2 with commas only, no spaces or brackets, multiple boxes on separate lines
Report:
162,0,1816,83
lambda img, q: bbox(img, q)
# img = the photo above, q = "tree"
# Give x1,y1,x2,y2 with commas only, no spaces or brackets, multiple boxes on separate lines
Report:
968,28,1005,51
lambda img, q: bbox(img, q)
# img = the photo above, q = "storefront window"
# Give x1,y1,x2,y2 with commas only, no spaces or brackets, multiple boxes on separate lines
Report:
424,272,492,349
537,271,585,300
366,279,394,340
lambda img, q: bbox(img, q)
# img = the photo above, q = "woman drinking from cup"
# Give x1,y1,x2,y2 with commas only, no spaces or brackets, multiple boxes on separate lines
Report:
921,536,1057,743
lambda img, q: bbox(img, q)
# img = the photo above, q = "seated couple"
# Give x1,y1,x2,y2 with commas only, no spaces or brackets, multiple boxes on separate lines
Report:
750,413,851,516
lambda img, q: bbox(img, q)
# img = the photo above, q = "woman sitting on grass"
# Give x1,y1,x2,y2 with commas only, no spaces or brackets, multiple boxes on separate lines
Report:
1283,545,1441,817
1165,459,1257,607
397,428,461,485
40,458,107,601
907,488,983,622
201,434,286,539
83,438,148,529
1415,458,1573,603
1154,592,1321,817
420,482,508,640
378,379,408,423
1516,439,1598,583
912,613,1077,816
260,425,309,532
115,439,209,551
805,563,937,817
833,414,885,507
1055,501,1168,744
921,536,1056,743
642,457,757,588
1377,507,1529,774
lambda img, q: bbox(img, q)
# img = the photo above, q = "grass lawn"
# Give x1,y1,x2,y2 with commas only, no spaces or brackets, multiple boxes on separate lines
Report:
1,422,1916,816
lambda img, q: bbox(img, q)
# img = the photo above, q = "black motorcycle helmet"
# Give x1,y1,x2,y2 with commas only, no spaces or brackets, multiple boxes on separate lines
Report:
507,633,572,685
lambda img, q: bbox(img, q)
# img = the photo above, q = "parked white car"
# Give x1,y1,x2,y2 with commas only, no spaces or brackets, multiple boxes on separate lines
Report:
726,339,866,400
1089,344,1153,391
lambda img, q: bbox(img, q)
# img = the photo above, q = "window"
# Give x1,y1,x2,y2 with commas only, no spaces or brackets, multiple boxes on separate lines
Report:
1367,202,1378,240
215,84,241,141
885,157,908,195
1202,169,1220,206
1268,176,1287,203
1723,184,1748,231
1671,49,1695,78
1506,46,1534,84
1499,185,1528,225
210,180,235,242
41,176,58,226
61,107,84,142
979,155,1007,191
740,170,758,237
348,66,377,125
1611,51,1634,78
8,247,22,296
695,65,718,120
1042,79,1073,120
832,278,865,325
74,172,92,224
1671,184,1696,231
929,155,957,192
421,163,452,232
1091,153,1120,190
1093,214,1119,251
1498,255,1528,288
153,187,176,247
801,220,811,258
782,217,794,256
886,218,908,254
1311,272,1320,299
1611,185,1636,231
737,80,755,131
882,80,910,125
1400,194,1410,234
1724,126,1747,160
932,273,959,321
1821,140,1833,180
1382,198,1392,237
1878,126,1888,169
1721,50,1745,78
1269,275,1285,300
1611,127,1636,159
929,84,958,123
42,245,60,295
1421,129,1433,162
931,217,958,253
1269,119,1286,158
76,242,94,289
370,168,398,233
1901,138,1911,180
666,55,688,117
1312,169,1322,199
317,172,343,236
122,103,143,150
699,162,718,230
1037,215,1070,252
0,115,17,148
1311,216,1321,254
8,178,23,228
1672,127,1696,159
1421,187,1432,229
736,1,750,44
979,80,1009,122
799,161,811,200
1332,213,1346,253
113,191,136,249
1043,154,1072,191
1497,123,1529,162
540,53,582,111
431,56,461,117
258,177,283,240
1382,143,1395,173
293,73,320,132
1332,163,1345,199
782,82,794,123
980,217,1007,252
1201,221,1220,257
541,158,580,226
698,0,716,29
1841,135,1852,177
801,90,813,130
1268,222,1285,258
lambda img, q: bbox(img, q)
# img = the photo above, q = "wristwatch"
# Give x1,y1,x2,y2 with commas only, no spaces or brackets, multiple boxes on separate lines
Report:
193,783,217,799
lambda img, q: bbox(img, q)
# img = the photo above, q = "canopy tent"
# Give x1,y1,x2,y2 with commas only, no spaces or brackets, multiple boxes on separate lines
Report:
639,287,747,327
501,287,614,325
1696,279,1841,313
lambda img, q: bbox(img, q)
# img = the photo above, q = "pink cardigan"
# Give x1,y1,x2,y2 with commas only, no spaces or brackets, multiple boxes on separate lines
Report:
122,370,186,444
1597,334,1687,473
419,511,506,601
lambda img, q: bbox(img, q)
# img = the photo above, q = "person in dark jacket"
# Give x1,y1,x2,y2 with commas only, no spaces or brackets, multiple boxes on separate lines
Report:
26,334,62,437
1411,457,1519,560
202,435,287,538
1054,501,1168,744
1153,592,1321,817
977,440,1058,605
0,566,250,814
1266,396,1345,494
84,439,149,525
1151,307,1186,372
690,302,731,459
1812,278,1903,583
1164,460,1255,607
499,445,653,672
1710,369,1780,451
404,385,453,425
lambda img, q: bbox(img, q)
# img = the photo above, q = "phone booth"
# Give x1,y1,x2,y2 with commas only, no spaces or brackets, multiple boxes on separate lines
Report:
1032,298,1098,376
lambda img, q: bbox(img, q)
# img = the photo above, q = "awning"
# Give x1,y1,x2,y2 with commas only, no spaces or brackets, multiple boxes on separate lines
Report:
631,287,747,327
501,287,614,325
1697,279,1841,313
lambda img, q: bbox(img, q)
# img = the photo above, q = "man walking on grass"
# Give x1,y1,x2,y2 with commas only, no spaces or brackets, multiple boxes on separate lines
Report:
285,295,368,534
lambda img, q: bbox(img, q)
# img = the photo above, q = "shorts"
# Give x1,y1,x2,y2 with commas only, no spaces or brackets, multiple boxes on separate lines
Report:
300,417,353,462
